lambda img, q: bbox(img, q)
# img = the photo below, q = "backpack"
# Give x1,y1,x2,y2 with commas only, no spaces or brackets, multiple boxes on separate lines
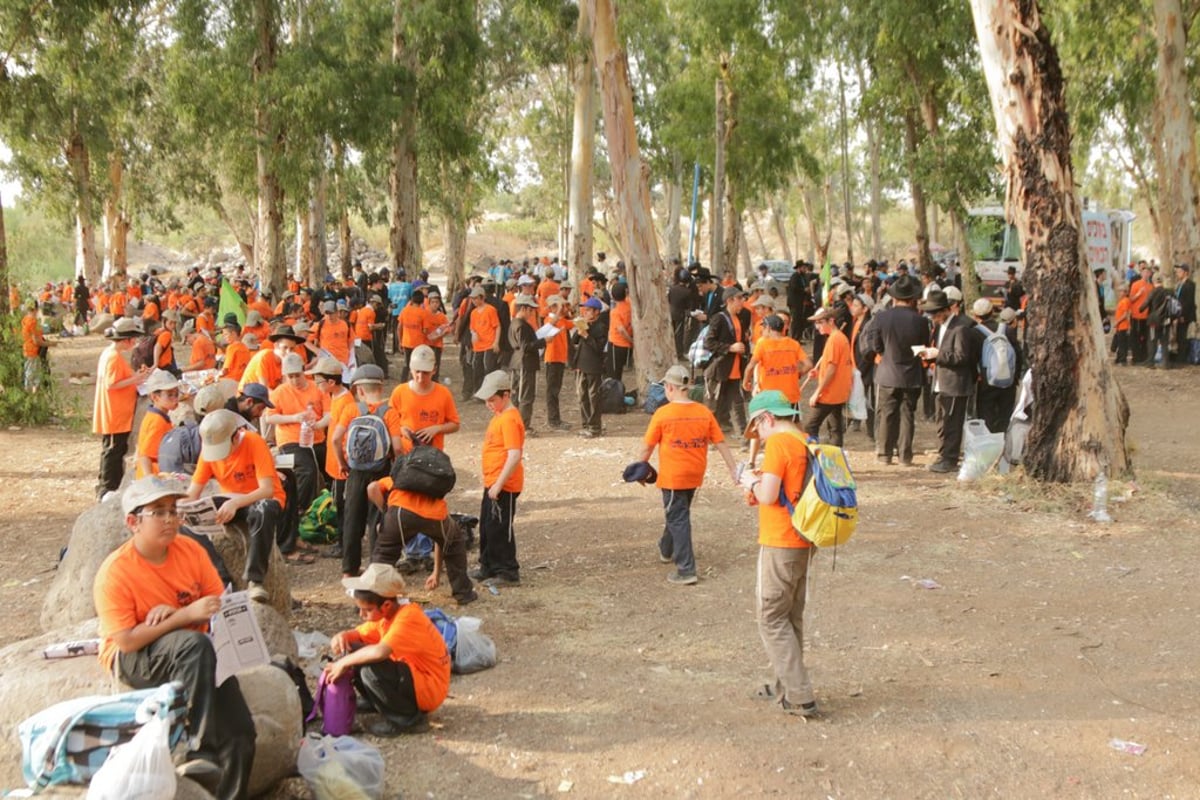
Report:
600,377,627,414
391,444,457,498
687,324,712,367
779,440,858,550
1165,294,1183,319
305,668,355,737
976,323,1016,388
157,422,201,475
19,682,187,791
424,608,459,656
345,402,392,472
298,488,338,544
130,335,156,371
643,381,668,415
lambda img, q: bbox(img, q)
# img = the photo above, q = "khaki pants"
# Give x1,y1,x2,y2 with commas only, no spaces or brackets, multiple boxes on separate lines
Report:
756,545,815,706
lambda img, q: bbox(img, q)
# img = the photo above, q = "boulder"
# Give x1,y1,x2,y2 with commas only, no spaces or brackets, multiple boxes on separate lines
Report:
256,604,299,662
30,784,214,799
42,502,291,633
239,664,303,797
88,312,115,334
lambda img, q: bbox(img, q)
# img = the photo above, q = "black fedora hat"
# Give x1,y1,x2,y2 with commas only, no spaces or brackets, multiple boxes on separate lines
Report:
887,274,921,301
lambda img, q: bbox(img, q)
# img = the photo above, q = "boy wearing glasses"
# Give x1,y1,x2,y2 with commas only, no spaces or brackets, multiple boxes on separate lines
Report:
94,475,257,799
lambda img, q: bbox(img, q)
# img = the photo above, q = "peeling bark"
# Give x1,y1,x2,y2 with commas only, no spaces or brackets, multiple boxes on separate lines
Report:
388,0,423,274
66,131,99,285
1152,0,1200,268
568,0,595,281
103,154,129,281
253,0,285,298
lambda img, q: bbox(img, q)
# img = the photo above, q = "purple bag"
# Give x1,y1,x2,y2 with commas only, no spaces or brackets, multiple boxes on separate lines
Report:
306,669,356,736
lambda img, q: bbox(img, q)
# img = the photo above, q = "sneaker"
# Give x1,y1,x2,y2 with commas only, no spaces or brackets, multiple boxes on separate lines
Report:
454,590,479,606
667,571,698,585
927,460,956,474
548,420,572,431
487,573,521,587
367,715,430,737
468,566,493,581
658,552,673,564
578,429,599,439
875,454,893,465
780,698,820,718
177,758,222,794
246,582,269,603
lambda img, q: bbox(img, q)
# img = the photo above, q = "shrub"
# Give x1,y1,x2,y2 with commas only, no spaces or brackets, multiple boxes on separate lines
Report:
0,312,61,426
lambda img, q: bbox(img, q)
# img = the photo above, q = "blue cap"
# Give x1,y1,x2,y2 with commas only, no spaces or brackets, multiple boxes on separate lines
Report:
622,461,658,485
582,297,603,310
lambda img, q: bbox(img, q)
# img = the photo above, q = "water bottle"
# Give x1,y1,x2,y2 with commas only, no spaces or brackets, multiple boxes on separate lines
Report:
1089,472,1112,523
299,403,315,447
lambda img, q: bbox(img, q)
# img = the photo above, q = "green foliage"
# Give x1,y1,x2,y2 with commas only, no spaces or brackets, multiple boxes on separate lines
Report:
2,202,74,284
0,312,60,425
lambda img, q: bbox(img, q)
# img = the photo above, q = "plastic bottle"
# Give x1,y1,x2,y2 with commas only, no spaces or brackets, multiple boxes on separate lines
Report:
1089,472,1112,523
299,403,315,447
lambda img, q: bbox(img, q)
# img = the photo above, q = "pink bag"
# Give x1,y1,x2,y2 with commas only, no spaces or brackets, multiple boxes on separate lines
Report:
306,669,356,736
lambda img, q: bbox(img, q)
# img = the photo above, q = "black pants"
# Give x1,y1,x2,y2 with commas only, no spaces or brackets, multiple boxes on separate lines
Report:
97,431,131,499
1131,318,1149,363
401,346,415,382
280,443,321,549
459,341,475,399
220,497,281,585
803,402,844,447
512,367,537,428
371,335,388,378
1112,330,1130,364
375,507,475,602
876,385,920,462
711,378,747,432
608,345,631,381
576,371,602,435
355,659,424,730
472,350,499,393
118,630,255,800
341,467,388,575
672,318,688,360
477,490,520,580
545,362,566,425
936,393,969,465
278,469,300,554
976,383,1016,434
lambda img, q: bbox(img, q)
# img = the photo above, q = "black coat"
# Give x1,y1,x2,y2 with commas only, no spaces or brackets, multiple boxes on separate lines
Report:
703,308,750,382
1177,278,1196,325
508,317,541,372
569,318,608,374
934,314,984,397
865,305,932,389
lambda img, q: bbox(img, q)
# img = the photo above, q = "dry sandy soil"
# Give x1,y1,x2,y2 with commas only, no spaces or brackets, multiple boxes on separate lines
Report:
1,332,1198,799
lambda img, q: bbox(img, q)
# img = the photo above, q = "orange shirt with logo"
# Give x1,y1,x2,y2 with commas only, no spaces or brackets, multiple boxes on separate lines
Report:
318,317,353,366
753,336,803,404
609,299,633,347
355,305,376,342
94,535,224,673
757,431,810,549
192,430,286,506
135,408,174,478
270,380,327,445
93,345,138,434
482,406,524,492
387,383,460,451
354,602,450,712
400,304,429,349
376,475,447,521
223,341,251,381
424,309,449,349
815,328,853,404
543,315,572,364
643,400,724,490
324,390,356,480
469,303,499,352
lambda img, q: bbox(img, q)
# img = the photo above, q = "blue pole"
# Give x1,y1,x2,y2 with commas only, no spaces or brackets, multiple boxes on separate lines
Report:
687,162,701,265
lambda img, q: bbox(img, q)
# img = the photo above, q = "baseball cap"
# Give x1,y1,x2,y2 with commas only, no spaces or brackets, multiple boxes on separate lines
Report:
661,365,690,387
744,390,800,439
351,364,385,385
122,475,189,515
305,356,344,376
517,274,536,286
281,353,305,374
193,384,227,416
971,298,994,317
244,310,262,326
808,307,835,322
198,409,242,461
321,300,336,314
242,333,261,351
474,369,511,400
239,382,274,408
409,345,436,372
622,461,659,485
342,563,407,598
722,286,743,302
144,369,181,394
581,297,603,310
470,286,486,298
763,315,785,332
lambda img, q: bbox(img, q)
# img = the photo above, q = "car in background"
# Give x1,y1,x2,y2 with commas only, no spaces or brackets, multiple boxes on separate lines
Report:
758,259,793,285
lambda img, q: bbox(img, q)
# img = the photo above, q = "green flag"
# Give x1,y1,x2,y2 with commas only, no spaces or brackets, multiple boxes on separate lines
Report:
217,279,247,326
820,256,832,306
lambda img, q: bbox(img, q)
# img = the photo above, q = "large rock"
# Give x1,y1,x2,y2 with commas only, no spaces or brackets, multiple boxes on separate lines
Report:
256,604,299,662
42,502,291,633
35,780,215,799
239,664,303,797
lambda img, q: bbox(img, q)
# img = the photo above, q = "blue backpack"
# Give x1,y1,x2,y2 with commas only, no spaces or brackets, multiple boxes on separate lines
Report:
19,682,187,790
345,402,392,472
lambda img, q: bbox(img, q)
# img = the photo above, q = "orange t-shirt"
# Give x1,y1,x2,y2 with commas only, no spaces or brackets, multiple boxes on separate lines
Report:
609,299,633,347
240,349,282,391
579,277,595,300
155,328,174,369
94,535,224,673
482,406,524,492
223,341,251,381
387,383,460,451
135,408,174,478
753,336,803,404
21,313,41,358
270,380,327,446
354,602,450,712
108,292,127,316
249,298,273,321
469,303,499,352
757,431,810,549
643,400,724,490
729,314,744,380
543,315,572,364
376,475,447,521
1114,297,1132,332
324,390,356,480
333,398,405,466
243,322,271,344
536,280,560,315
355,305,376,342
93,345,138,434
142,301,160,322
400,304,429,349
189,334,217,370
424,310,448,349
318,317,352,366
196,310,214,334
192,429,286,506
816,328,853,405
1129,279,1151,320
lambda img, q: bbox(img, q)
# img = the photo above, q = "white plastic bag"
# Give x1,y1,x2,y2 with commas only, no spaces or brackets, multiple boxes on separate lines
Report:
848,369,868,421
453,616,497,674
297,733,385,800
86,714,176,800
958,418,1004,482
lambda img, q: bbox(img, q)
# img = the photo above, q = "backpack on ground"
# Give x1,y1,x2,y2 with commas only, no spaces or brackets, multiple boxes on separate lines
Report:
19,682,187,791
600,377,628,414
130,335,157,371
298,489,338,544
643,381,668,415
976,323,1016,388
687,324,712,368
391,445,457,498
345,402,392,472
779,441,859,549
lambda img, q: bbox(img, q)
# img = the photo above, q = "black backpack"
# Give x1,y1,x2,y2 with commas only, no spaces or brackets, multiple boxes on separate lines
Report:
130,335,156,370
391,445,457,498
600,377,627,414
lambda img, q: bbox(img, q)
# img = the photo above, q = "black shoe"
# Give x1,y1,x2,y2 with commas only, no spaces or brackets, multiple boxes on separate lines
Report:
548,420,572,430
780,698,820,718
875,454,893,465
469,566,493,581
454,590,479,606
487,573,521,587
367,715,430,737
355,695,375,713
927,460,956,473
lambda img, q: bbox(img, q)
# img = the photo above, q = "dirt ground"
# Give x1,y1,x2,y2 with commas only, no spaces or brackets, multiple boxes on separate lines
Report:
2,332,1199,799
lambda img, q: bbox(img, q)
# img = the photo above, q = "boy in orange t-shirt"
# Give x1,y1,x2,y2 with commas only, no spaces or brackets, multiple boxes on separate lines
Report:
802,308,853,447
94,319,151,499
1113,286,1132,365
542,295,574,429
472,370,525,586
635,365,738,584
326,564,451,735
607,283,634,380
134,369,183,478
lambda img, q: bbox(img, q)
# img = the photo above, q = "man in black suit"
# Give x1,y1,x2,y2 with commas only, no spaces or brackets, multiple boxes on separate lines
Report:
570,297,608,438
919,289,983,473
786,261,813,341
1173,264,1196,365
863,275,931,465
703,286,751,433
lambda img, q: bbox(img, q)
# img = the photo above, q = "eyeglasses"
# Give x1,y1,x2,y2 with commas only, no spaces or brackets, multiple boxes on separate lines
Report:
138,507,182,520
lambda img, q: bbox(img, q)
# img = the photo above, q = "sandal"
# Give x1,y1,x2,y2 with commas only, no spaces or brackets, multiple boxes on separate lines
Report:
284,551,316,565
294,542,318,554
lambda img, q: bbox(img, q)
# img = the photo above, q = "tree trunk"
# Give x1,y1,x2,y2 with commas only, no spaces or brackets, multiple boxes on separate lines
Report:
589,0,673,389
253,0,285,299
211,200,255,265
308,171,328,282
952,208,983,303
771,195,793,263
903,110,934,273
295,209,311,282
723,183,743,280
444,213,467,299
0,193,9,316
663,153,683,264
568,0,595,287
738,212,752,275
970,0,1130,482
66,131,100,286
838,60,854,265
1152,0,1200,269
388,0,422,275
857,60,884,261
748,209,769,261
103,154,129,281
331,140,352,278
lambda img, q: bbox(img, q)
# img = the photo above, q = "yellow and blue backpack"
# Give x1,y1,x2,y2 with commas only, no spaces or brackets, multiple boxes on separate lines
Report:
779,442,858,550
